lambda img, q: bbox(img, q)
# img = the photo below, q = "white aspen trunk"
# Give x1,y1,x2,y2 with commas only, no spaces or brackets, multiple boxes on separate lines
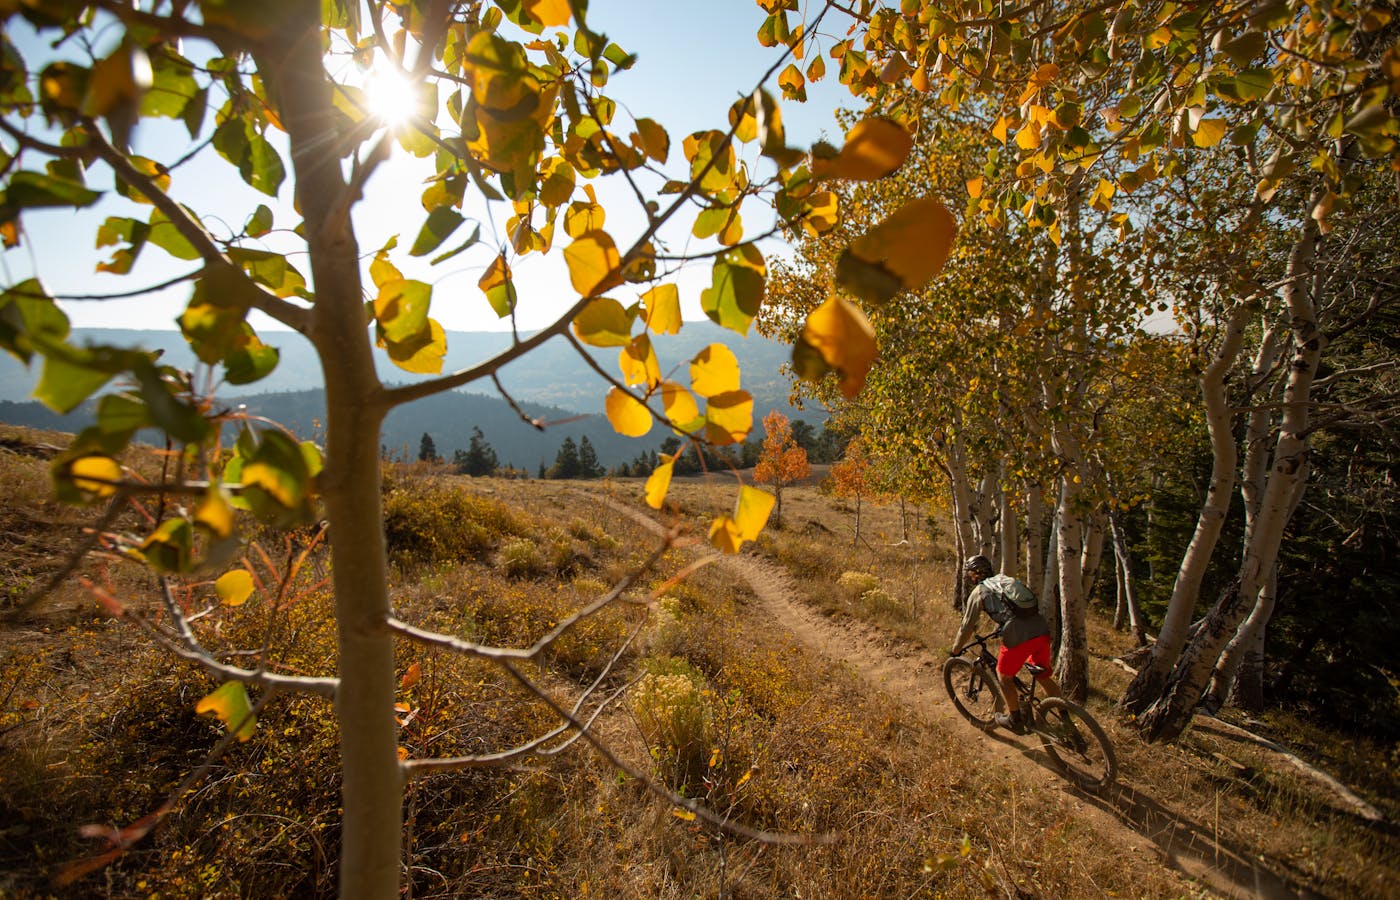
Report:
1079,510,1106,606
975,469,999,563
1041,499,1061,635
264,14,404,896
1121,300,1250,714
1208,467,1309,710
946,440,977,610
999,461,1018,576
1054,473,1090,701
1025,484,1046,600
1108,505,1148,644
1139,216,1324,742
1239,321,1285,551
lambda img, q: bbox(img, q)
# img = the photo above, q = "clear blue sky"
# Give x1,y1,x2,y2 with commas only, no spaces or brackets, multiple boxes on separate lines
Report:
1,0,857,334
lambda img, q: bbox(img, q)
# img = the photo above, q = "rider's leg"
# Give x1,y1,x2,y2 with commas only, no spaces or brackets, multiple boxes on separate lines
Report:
999,674,1021,714
1036,674,1063,698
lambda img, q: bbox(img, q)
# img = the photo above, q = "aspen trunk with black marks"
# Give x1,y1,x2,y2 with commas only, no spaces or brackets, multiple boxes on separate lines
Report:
1053,475,1090,701
1120,300,1250,715
1107,504,1148,644
1079,509,1106,610
1025,484,1046,603
999,461,1018,577
1041,501,1061,645
1138,218,1323,743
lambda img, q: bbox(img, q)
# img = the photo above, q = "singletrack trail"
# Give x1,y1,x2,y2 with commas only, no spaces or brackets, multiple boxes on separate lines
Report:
601,495,1321,900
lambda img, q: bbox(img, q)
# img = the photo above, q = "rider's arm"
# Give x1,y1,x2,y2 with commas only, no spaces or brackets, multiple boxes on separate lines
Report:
951,585,983,654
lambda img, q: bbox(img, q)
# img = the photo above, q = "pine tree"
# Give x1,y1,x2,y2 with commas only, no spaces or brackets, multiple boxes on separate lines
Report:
457,427,498,477
549,437,582,479
418,432,438,463
578,435,603,478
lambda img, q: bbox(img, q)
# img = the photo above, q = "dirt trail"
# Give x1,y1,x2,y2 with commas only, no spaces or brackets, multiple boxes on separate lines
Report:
601,496,1320,900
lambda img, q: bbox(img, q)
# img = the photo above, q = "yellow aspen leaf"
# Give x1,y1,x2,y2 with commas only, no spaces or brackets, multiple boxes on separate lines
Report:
734,486,775,542
619,333,661,387
807,54,826,83
1192,118,1228,148
564,230,623,297
564,200,605,237
642,284,682,334
689,344,741,398
194,489,235,538
1014,121,1042,150
523,0,570,26
837,197,957,306
802,191,840,236
572,296,634,347
778,63,806,102
215,569,254,606
635,117,670,162
196,681,256,741
991,116,1010,143
400,662,422,690
708,486,774,553
605,386,652,437
812,117,913,181
478,253,516,318
700,244,766,334
795,295,876,399
703,389,753,445
672,808,697,822
966,176,983,198
369,248,401,290
709,516,743,554
644,453,676,509
381,317,446,374
69,455,121,497
661,381,701,430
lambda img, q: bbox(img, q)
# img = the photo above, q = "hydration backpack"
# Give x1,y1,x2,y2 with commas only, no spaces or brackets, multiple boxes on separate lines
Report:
979,574,1039,624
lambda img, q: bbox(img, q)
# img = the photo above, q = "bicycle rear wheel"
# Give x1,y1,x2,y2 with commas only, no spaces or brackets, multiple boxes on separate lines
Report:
942,657,1003,730
1035,697,1117,791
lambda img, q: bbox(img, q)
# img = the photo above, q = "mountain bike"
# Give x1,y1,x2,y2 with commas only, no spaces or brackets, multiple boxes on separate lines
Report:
942,630,1118,791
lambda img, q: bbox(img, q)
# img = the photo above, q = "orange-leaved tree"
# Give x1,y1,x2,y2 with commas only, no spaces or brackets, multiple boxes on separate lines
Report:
752,409,809,528
828,434,871,546
0,0,958,895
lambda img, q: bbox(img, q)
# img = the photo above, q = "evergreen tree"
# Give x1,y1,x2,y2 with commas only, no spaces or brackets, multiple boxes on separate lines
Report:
578,435,603,478
418,432,438,463
549,437,582,479
457,426,499,477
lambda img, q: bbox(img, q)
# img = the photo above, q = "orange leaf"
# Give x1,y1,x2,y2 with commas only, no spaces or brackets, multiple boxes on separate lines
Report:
401,662,422,690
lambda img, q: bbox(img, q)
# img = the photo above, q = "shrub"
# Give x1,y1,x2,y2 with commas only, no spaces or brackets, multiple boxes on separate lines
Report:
499,538,546,579
382,480,528,567
837,571,881,598
633,659,711,790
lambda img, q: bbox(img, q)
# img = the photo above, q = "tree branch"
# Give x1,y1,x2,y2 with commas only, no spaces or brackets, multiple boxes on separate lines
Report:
82,123,312,333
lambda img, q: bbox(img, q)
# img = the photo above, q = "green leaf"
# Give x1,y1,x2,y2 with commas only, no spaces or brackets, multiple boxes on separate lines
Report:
430,223,481,264
237,428,317,526
135,516,196,574
147,208,201,260
2,170,101,210
410,206,465,256
246,204,273,237
242,130,285,197
35,352,116,413
133,359,209,443
224,333,279,385
0,279,70,363
373,278,432,343
95,392,148,435
700,244,766,335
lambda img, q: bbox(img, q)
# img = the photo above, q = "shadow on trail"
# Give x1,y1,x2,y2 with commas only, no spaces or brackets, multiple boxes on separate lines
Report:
985,728,1330,900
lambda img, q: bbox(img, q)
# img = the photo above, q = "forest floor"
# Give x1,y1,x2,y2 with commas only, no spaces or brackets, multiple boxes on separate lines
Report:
1,426,1396,898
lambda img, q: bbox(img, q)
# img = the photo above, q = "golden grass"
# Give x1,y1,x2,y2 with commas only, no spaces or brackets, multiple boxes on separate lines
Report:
0,433,1394,899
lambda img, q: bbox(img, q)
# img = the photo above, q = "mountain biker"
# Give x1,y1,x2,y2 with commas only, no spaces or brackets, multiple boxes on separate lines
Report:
951,554,1062,734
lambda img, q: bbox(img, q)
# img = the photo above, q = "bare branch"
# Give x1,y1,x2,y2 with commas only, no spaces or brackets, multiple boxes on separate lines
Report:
2,489,132,623
86,577,338,699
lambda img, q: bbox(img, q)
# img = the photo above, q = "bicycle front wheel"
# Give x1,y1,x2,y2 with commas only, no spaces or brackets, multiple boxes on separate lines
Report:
942,657,1003,730
1035,697,1117,791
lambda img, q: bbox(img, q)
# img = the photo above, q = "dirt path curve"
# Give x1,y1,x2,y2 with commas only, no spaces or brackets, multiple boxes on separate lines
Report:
598,495,1319,900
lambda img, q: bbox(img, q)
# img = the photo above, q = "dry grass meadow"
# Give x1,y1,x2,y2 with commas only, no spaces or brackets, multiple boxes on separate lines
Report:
1,425,1395,898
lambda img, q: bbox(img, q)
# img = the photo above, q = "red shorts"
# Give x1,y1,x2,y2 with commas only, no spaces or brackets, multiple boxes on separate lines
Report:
997,634,1052,677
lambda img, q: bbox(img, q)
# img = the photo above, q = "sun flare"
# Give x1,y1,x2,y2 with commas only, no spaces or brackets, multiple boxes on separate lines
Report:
364,67,417,130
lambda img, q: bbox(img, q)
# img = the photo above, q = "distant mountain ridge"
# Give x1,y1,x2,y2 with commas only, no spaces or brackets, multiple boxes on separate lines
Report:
0,323,800,415
0,323,820,468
